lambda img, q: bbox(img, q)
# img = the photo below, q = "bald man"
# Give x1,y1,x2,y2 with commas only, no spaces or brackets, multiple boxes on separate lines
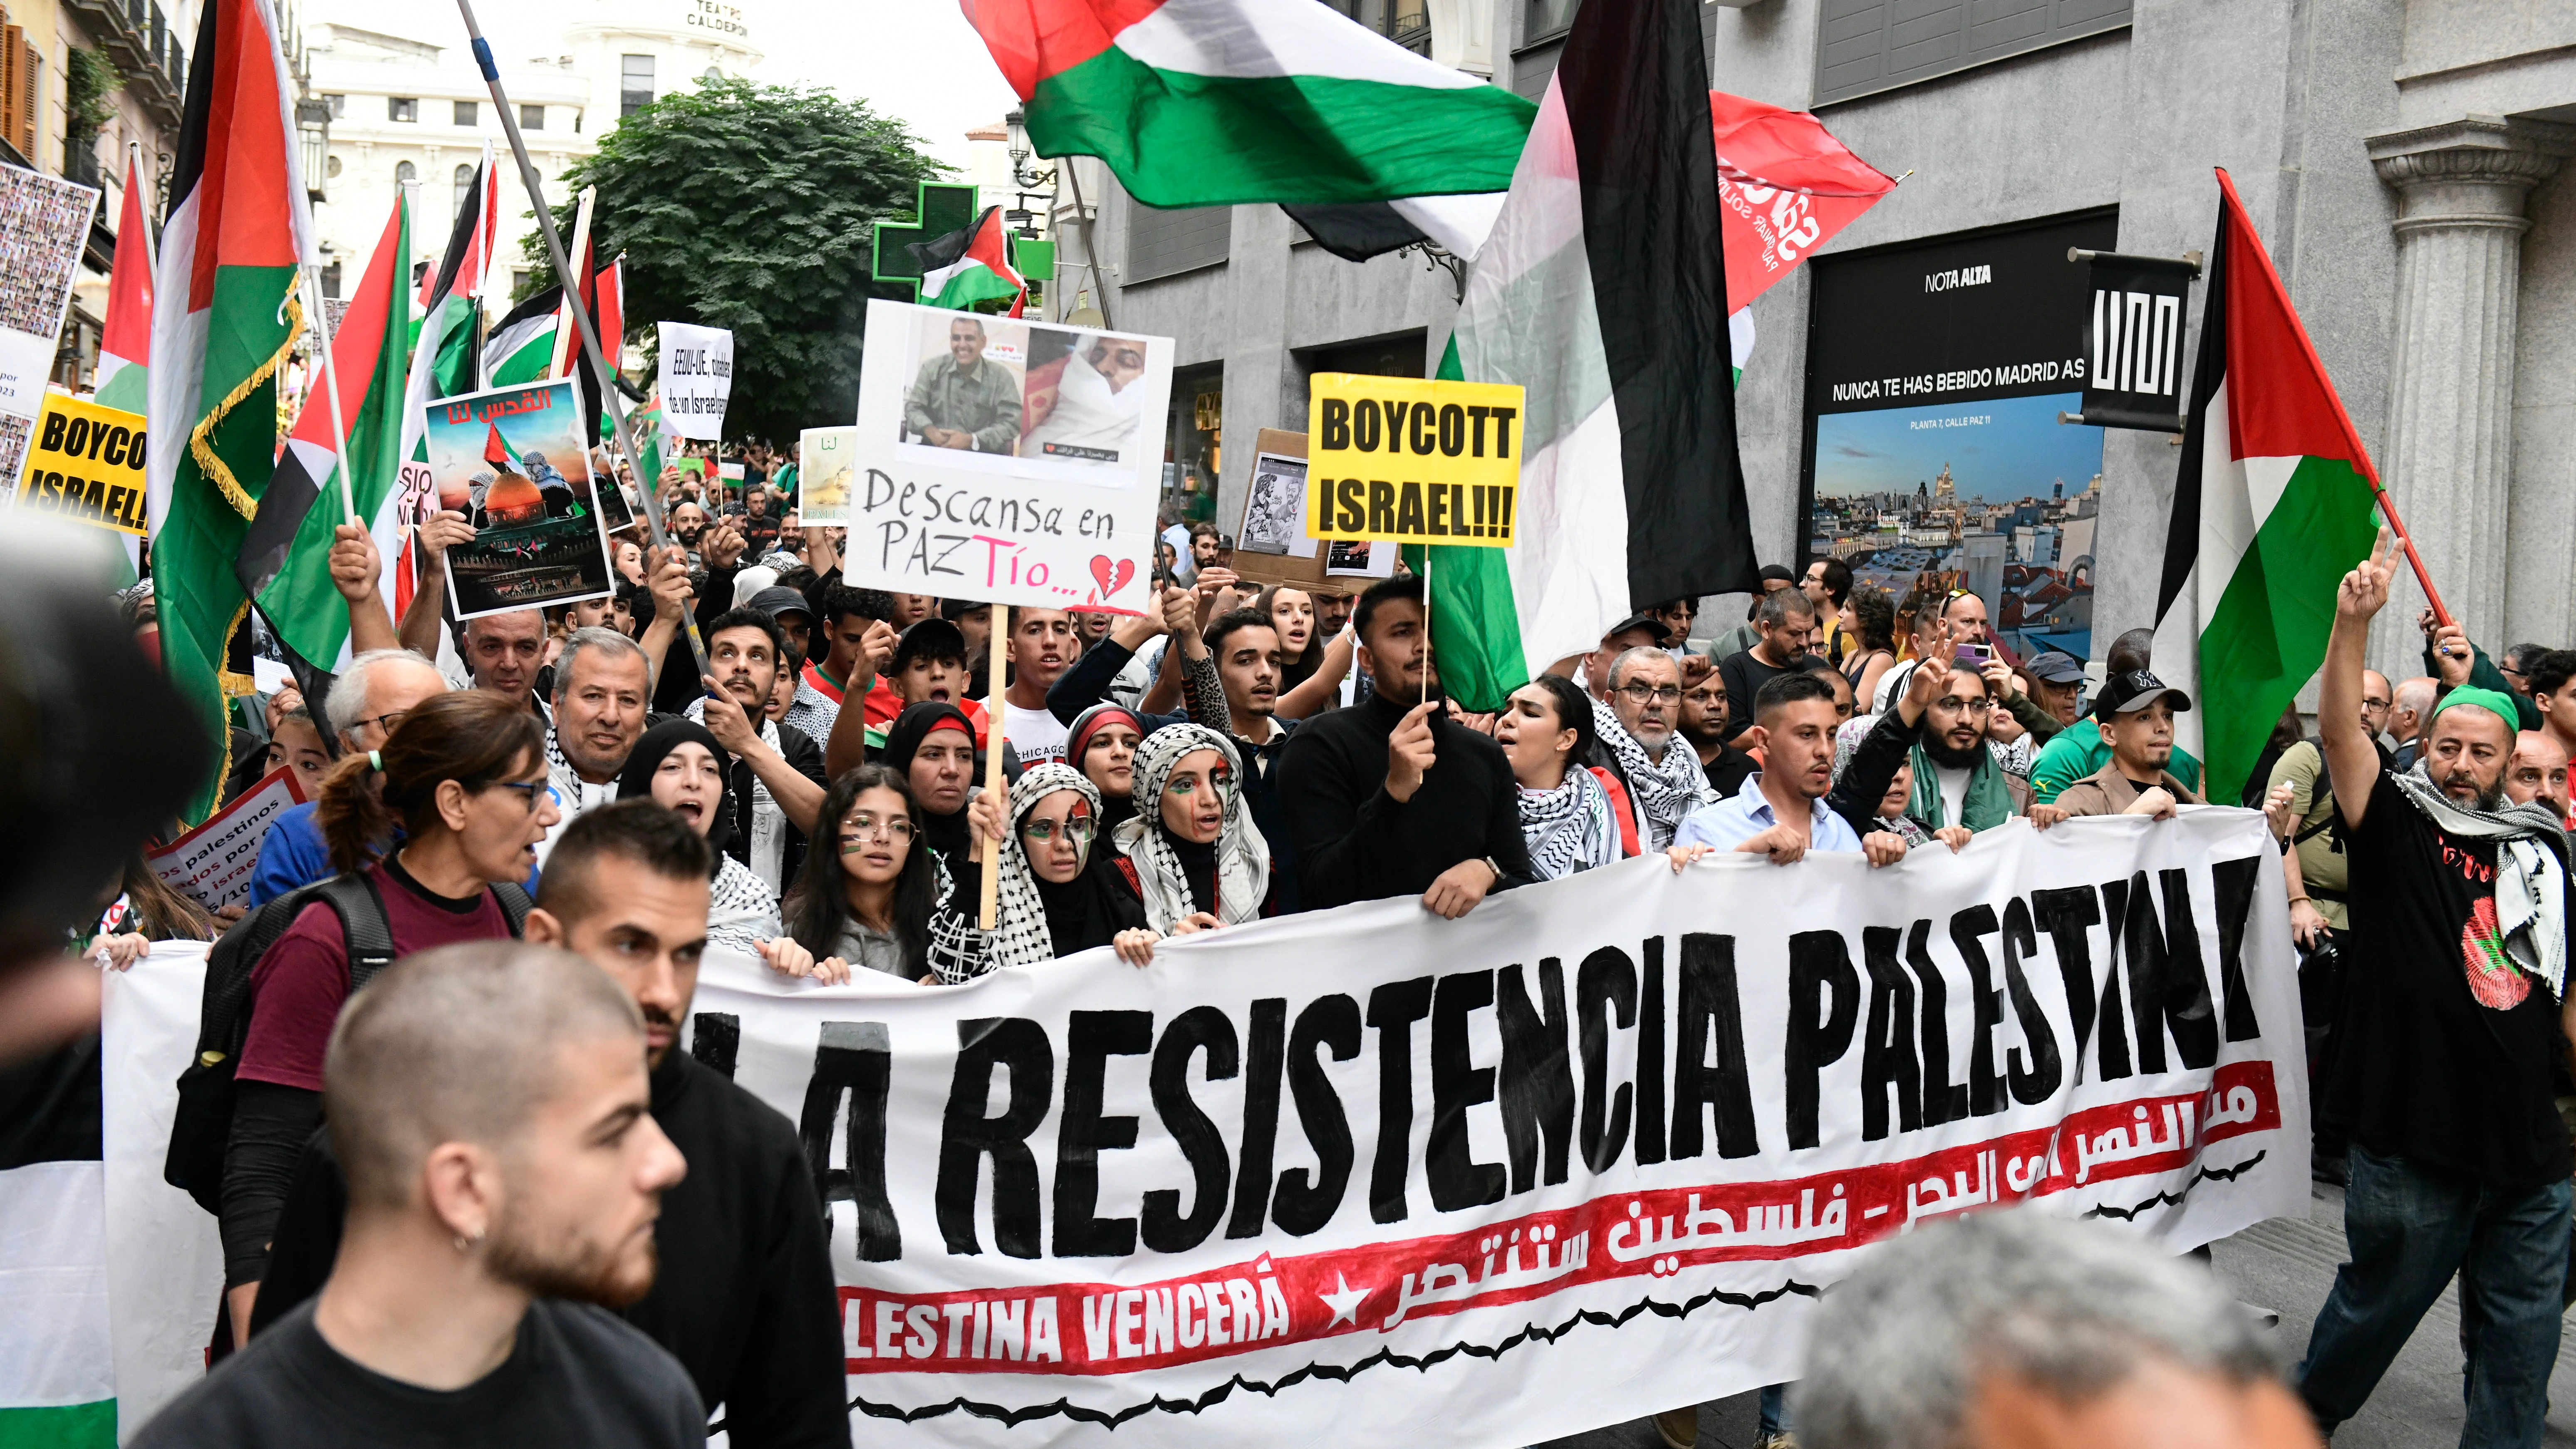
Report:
2507,730,2571,824
462,609,548,721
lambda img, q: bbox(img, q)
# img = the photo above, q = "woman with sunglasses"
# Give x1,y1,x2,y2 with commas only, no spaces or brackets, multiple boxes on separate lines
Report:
968,763,1160,968
220,691,558,1347
1104,724,1270,934
783,766,940,981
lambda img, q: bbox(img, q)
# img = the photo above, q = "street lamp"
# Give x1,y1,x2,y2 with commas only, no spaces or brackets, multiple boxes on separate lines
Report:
295,98,332,203
1003,107,1054,191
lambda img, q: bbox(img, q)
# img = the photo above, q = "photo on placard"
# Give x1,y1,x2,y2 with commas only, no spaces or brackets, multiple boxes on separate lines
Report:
798,425,855,524
421,379,616,619
1325,539,1397,579
584,446,639,534
0,164,102,474
1239,452,1315,558
893,307,1158,484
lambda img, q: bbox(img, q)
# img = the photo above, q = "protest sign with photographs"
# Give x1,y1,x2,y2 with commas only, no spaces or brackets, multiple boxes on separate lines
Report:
12,395,150,536
0,164,104,480
797,424,857,524
657,321,733,441
847,299,1172,613
420,379,617,618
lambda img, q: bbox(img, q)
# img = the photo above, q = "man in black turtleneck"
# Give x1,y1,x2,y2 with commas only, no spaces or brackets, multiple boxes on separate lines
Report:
246,804,850,1449
1276,574,1534,916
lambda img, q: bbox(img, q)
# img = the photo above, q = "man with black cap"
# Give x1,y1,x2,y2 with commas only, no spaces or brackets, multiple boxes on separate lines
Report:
2031,628,2206,803
1717,588,1816,743
747,585,837,741
2038,672,2199,820
1578,613,1671,705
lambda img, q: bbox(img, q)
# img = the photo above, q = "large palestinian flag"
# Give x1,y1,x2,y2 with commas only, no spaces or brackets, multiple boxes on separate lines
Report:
144,0,313,823
237,194,411,675
961,0,1533,255
2152,168,2384,805
1416,0,1756,711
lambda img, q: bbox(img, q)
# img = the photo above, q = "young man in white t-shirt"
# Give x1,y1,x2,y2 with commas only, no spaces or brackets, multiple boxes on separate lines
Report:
1000,607,1079,765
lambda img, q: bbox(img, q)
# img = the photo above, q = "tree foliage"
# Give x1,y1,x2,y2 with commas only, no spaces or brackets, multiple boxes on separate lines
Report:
523,78,948,446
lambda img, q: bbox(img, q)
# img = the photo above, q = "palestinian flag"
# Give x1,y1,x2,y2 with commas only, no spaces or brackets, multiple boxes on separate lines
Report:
144,0,314,824
0,1040,111,1446
92,155,156,414
911,206,1027,312
486,255,623,441
2152,168,2384,805
1415,0,1756,712
233,195,412,683
547,186,596,379
962,0,1533,254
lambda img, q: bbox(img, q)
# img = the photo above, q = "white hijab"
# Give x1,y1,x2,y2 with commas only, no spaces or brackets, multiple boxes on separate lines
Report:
1112,725,1270,931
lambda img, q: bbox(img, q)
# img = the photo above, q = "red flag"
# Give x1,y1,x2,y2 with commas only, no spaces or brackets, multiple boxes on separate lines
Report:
100,156,154,379
592,255,622,371
1709,92,1896,312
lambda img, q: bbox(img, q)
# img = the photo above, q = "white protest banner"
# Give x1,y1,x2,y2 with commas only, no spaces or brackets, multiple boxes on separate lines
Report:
657,322,734,441
145,765,307,911
845,300,1169,614
682,809,2306,1447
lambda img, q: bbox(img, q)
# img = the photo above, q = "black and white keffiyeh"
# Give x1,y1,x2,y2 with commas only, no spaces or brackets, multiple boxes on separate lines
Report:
1588,696,1714,850
1518,768,1621,880
1113,725,1270,931
706,853,781,956
991,764,1102,970
2393,762,2570,998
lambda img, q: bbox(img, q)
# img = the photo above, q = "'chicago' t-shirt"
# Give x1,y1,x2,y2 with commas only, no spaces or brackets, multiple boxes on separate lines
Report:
2327,767,2574,1189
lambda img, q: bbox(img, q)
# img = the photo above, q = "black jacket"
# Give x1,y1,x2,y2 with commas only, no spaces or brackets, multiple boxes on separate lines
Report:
1275,693,1536,911
248,1052,850,1449
714,712,827,888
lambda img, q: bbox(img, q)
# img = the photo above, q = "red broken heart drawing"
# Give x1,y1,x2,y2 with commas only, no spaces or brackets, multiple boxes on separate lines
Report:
1089,555,1137,598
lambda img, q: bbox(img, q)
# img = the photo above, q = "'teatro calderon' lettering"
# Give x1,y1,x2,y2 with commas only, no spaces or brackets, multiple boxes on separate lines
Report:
731,856,2264,1267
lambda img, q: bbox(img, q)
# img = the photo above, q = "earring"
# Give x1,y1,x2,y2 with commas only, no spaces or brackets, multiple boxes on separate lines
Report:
453,1226,485,1253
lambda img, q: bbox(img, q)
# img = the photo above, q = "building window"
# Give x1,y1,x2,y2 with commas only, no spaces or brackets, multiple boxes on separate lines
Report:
453,163,473,222
324,93,344,116
520,102,544,130
620,54,654,116
324,153,342,179
319,260,342,299
389,96,417,122
395,159,416,185
453,99,476,127
1383,0,1429,51
1814,0,2132,107
1524,0,1578,45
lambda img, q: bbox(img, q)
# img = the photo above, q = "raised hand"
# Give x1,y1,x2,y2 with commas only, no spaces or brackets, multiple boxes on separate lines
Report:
417,509,475,559
2338,528,2393,623
328,523,382,603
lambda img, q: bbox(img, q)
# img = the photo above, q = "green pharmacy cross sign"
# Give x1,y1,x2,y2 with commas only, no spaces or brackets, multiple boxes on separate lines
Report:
871,182,983,302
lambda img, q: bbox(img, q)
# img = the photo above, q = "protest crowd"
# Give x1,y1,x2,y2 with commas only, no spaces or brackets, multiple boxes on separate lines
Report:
5,0,2572,1444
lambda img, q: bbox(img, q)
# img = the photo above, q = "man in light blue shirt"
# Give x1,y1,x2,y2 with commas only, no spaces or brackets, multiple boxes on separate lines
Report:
1672,670,1902,867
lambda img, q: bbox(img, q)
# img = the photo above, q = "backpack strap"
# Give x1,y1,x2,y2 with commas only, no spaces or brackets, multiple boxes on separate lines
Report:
314,874,399,995
492,880,534,936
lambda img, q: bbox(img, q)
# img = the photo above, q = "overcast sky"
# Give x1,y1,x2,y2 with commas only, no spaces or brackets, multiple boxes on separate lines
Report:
469,0,1020,173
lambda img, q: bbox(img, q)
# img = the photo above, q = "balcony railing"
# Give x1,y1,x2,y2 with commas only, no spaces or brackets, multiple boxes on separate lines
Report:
59,0,185,126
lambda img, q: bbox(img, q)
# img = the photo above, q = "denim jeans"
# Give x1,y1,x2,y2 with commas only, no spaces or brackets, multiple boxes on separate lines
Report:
1759,1383,1792,1440
2294,1147,2572,1448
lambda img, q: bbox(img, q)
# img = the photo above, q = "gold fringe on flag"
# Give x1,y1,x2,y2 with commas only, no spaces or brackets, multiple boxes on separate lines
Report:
188,277,304,520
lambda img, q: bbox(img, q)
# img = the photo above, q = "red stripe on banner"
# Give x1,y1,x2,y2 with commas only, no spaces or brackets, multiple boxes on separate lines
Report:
834,1062,2278,1377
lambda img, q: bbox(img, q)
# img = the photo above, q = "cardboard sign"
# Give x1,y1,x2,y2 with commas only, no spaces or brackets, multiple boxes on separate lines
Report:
844,299,1171,614
798,425,857,524
145,765,307,909
657,322,734,441
1305,374,1526,547
11,394,151,535
419,379,617,619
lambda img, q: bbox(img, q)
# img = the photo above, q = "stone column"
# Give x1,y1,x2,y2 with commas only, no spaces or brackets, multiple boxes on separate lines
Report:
2365,117,2574,684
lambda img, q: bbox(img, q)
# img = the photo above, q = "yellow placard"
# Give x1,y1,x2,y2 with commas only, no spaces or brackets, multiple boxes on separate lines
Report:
12,394,150,536
1305,374,1525,547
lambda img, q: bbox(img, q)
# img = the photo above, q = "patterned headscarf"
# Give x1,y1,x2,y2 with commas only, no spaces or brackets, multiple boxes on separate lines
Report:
1113,724,1270,931
1518,768,1620,880
991,764,1103,969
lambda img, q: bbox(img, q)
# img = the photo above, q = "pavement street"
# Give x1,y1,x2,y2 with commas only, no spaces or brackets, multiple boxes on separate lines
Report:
1536,1180,2576,1449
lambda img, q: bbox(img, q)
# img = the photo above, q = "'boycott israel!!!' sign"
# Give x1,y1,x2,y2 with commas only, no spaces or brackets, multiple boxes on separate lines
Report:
689,809,2308,1448
1306,374,1525,547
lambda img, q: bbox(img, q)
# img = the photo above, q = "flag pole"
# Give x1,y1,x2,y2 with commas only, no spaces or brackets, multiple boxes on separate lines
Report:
300,265,357,525
452,0,711,687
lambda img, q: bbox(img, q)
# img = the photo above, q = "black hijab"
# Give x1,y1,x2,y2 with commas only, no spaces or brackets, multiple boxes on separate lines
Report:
1065,702,1143,837
883,701,979,896
615,719,734,869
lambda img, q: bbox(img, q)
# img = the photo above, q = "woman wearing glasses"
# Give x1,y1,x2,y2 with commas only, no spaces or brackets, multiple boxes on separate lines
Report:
222,691,558,1347
966,763,1159,968
782,766,940,981
1103,725,1269,936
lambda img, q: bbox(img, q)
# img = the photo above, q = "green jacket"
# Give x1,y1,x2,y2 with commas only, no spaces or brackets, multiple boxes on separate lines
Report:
2424,637,2542,732
904,353,1024,454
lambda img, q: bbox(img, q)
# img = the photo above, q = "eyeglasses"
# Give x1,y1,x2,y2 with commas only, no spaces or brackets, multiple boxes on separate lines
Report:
2362,696,2393,711
1936,697,1996,714
1617,683,1683,706
838,813,916,850
490,780,550,813
1020,815,1096,846
356,710,409,738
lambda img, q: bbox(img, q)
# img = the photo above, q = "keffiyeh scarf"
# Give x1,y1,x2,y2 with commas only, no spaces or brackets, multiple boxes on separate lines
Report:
1519,768,1621,880
545,725,621,820
991,765,1103,969
1907,739,2014,832
2393,762,2570,999
1588,696,1713,850
1113,724,1270,932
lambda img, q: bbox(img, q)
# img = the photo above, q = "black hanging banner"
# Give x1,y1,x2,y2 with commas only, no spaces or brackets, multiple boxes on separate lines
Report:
2071,249,2201,431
